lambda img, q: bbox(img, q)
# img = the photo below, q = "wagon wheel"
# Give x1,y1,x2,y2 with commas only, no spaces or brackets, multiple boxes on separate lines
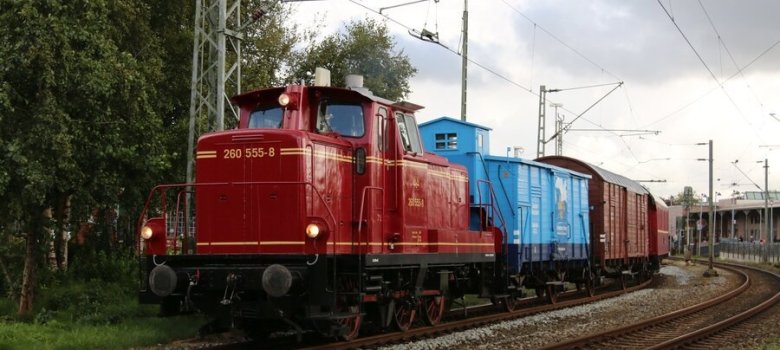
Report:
535,288,546,300
579,267,596,297
583,280,595,297
584,275,596,297
336,305,363,341
393,298,416,331
619,273,627,290
575,282,593,296
420,295,445,326
546,285,559,304
502,295,519,312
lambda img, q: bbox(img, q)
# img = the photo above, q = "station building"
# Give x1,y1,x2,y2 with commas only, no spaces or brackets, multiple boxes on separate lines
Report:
669,191,780,245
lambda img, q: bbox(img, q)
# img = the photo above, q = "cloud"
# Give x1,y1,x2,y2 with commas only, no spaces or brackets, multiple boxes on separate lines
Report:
287,0,780,198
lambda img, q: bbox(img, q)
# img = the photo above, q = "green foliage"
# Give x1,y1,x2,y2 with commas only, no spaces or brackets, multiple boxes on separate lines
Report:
37,280,138,325
670,190,701,208
0,0,189,226
0,0,193,313
242,1,316,90
20,248,139,325
287,18,417,101
0,313,205,350
0,299,15,320
0,0,419,319
0,246,205,349
0,233,24,298
67,247,137,287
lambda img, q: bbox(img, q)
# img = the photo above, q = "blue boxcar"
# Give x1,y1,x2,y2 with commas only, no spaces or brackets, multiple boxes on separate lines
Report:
420,117,591,291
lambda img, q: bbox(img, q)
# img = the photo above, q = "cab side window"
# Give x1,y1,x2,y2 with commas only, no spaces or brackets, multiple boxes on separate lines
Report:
317,102,364,137
395,113,423,154
377,107,388,151
396,113,413,152
403,114,424,154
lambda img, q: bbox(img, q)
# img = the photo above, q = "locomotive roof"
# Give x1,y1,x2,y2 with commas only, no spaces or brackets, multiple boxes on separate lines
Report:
537,156,648,195
231,84,424,114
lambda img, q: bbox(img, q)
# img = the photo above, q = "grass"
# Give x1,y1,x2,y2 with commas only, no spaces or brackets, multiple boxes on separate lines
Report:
0,280,206,350
0,312,206,350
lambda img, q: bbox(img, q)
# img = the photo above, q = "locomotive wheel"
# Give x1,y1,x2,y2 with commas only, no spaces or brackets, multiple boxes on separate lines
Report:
335,277,362,340
336,307,362,341
393,298,417,331
420,295,445,326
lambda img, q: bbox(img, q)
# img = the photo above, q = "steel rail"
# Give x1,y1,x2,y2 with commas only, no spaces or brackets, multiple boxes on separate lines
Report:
539,259,780,350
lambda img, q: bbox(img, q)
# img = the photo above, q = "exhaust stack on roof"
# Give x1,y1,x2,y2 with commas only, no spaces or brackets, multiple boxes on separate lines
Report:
345,74,363,89
314,67,331,87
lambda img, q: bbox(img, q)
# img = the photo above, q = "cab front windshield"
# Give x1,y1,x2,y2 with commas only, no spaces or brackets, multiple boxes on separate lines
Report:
249,106,283,128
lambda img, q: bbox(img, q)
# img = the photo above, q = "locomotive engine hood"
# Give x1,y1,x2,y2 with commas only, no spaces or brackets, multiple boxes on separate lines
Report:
194,129,329,255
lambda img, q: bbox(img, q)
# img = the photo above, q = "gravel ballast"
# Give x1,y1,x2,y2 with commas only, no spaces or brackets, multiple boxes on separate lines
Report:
381,260,742,350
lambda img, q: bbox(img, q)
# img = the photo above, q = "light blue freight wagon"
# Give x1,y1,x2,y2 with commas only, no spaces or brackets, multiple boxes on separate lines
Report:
420,117,593,302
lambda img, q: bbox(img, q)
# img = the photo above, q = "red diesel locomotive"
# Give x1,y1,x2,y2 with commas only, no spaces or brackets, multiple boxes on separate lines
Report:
137,73,513,339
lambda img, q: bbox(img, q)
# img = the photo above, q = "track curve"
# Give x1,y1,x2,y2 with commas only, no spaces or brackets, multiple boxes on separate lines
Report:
539,260,780,350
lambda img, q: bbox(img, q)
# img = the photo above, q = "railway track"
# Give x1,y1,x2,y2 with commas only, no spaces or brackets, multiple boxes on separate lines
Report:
286,277,653,350
539,260,780,350
187,277,652,350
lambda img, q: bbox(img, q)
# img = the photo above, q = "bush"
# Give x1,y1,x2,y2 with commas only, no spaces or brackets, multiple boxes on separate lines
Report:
37,279,143,325
0,298,16,320
19,245,143,325
67,247,137,287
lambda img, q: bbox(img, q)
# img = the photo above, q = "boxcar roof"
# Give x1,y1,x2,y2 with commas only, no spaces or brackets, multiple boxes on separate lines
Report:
484,155,591,179
536,156,647,194
418,116,493,131
646,190,668,209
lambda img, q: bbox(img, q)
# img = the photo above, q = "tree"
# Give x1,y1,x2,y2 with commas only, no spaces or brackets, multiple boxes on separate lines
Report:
0,0,190,314
287,18,417,101
241,1,317,91
669,190,701,208
0,0,420,315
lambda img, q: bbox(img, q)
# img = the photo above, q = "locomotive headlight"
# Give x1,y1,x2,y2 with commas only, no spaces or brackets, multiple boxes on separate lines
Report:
278,93,290,106
140,225,154,240
277,92,299,110
305,223,320,239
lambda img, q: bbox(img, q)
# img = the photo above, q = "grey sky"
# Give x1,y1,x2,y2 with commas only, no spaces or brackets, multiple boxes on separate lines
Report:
290,0,780,199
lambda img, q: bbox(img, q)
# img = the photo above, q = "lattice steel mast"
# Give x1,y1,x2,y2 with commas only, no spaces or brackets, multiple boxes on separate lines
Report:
187,0,244,184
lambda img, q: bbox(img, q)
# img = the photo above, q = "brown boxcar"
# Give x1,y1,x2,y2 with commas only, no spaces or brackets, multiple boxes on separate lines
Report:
648,193,670,270
536,156,650,278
